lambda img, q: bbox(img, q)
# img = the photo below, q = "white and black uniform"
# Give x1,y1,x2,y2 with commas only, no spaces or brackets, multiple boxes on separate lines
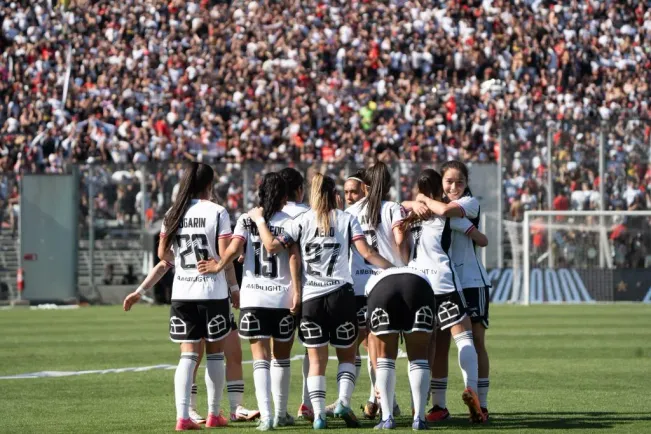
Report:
278,209,365,348
365,267,436,335
233,212,297,341
451,195,491,328
282,201,310,219
162,200,233,343
346,200,405,329
408,215,473,330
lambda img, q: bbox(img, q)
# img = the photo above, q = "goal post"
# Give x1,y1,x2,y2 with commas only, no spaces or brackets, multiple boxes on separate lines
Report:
516,210,651,305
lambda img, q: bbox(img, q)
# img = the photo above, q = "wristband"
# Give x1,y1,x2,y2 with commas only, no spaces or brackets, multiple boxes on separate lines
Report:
135,286,146,295
229,285,240,293
255,216,266,225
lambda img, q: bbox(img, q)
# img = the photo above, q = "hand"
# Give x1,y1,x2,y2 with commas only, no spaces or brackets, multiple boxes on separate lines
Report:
416,193,429,204
238,254,245,264
290,290,301,315
248,207,264,222
336,193,343,210
411,201,432,219
197,258,220,274
230,289,240,309
123,292,142,311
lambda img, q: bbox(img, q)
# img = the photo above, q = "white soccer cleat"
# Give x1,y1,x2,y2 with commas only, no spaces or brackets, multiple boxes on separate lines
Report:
231,405,261,422
189,409,206,424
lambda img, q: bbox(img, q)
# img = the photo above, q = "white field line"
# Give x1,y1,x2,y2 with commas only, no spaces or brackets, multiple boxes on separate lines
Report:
0,350,408,380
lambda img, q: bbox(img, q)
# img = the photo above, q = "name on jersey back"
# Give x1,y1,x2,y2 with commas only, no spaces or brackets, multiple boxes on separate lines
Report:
179,217,207,228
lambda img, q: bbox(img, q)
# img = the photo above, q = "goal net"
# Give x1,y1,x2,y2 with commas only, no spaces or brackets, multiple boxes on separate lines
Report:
508,211,651,305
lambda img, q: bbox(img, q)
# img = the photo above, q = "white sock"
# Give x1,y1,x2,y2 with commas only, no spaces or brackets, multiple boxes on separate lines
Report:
355,356,362,381
367,356,377,403
478,378,489,408
190,383,198,411
454,331,478,391
337,362,356,407
302,352,311,407
430,378,448,408
408,360,430,421
253,360,272,420
271,359,291,418
205,353,225,416
375,358,396,421
227,380,244,414
307,375,326,420
175,353,198,420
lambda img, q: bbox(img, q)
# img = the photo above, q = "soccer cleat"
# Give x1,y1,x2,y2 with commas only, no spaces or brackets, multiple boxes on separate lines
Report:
412,418,429,431
189,409,206,424
231,406,261,422
374,416,396,430
256,418,274,431
313,414,327,430
297,403,314,422
362,401,379,419
325,400,338,417
273,413,295,428
334,402,361,428
176,418,202,431
425,406,450,422
462,388,485,424
482,408,489,422
206,412,229,428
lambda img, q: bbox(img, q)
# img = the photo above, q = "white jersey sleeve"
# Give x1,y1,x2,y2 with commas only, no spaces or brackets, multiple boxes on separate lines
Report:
217,208,233,240
449,215,491,289
233,214,249,243
454,196,479,219
450,216,475,236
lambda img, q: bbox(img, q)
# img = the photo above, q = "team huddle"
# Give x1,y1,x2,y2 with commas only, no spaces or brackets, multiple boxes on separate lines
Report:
123,161,491,431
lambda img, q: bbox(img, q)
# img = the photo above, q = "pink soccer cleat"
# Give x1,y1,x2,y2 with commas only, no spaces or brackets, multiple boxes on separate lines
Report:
205,412,229,428
175,418,202,431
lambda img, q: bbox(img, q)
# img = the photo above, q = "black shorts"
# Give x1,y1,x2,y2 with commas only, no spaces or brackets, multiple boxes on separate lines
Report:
355,296,368,330
463,287,490,328
230,312,238,331
239,308,296,342
434,291,470,330
170,299,232,343
367,273,436,335
298,284,358,348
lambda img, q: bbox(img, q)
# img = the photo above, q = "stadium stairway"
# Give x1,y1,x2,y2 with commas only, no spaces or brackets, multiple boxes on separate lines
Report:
0,232,19,298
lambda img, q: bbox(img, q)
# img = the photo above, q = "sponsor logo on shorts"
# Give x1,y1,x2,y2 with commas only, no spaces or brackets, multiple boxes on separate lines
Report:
278,315,295,336
208,314,228,336
239,312,261,333
170,316,187,336
369,308,390,329
437,301,460,324
300,321,323,340
414,306,434,328
336,322,356,341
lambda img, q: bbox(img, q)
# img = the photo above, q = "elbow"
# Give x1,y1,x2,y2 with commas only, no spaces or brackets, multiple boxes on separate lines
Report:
477,238,489,248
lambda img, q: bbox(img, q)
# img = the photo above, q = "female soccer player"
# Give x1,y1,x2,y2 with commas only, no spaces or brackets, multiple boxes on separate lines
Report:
400,169,488,425
344,163,406,420
123,162,233,431
249,173,395,430
410,162,491,422
197,172,301,431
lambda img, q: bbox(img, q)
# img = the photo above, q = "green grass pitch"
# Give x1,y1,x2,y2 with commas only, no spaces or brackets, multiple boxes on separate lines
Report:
0,304,650,433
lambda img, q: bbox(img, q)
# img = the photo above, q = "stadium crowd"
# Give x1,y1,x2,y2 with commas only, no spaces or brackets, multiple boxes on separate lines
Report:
1,0,651,230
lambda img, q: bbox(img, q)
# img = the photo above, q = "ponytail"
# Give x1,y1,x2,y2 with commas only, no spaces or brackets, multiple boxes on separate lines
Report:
399,169,443,232
360,162,391,228
310,173,337,233
258,172,287,222
162,162,214,252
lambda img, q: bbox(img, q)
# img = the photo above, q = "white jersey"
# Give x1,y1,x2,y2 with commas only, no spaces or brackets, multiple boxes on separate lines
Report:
282,201,310,219
281,209,364,302
233,211,295,309
448,196,491,289
365,266,431,296
346,200,405,295
408,216,472,294
161,200,232,301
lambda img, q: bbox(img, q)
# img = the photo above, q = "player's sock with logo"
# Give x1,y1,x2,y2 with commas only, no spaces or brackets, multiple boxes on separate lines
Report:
375,358,396,421
478,378,489,408
408,360,430,421
205,353,225,416
307,375,327,419
302,353,312,408
190,384,198,410
271,359,291,418
454,331,478,391
337,362,356,407
227,380,245,414
430,378,448,408
176,352,198,420
253,360,272,420
355,356,362,381
367,357,377,403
